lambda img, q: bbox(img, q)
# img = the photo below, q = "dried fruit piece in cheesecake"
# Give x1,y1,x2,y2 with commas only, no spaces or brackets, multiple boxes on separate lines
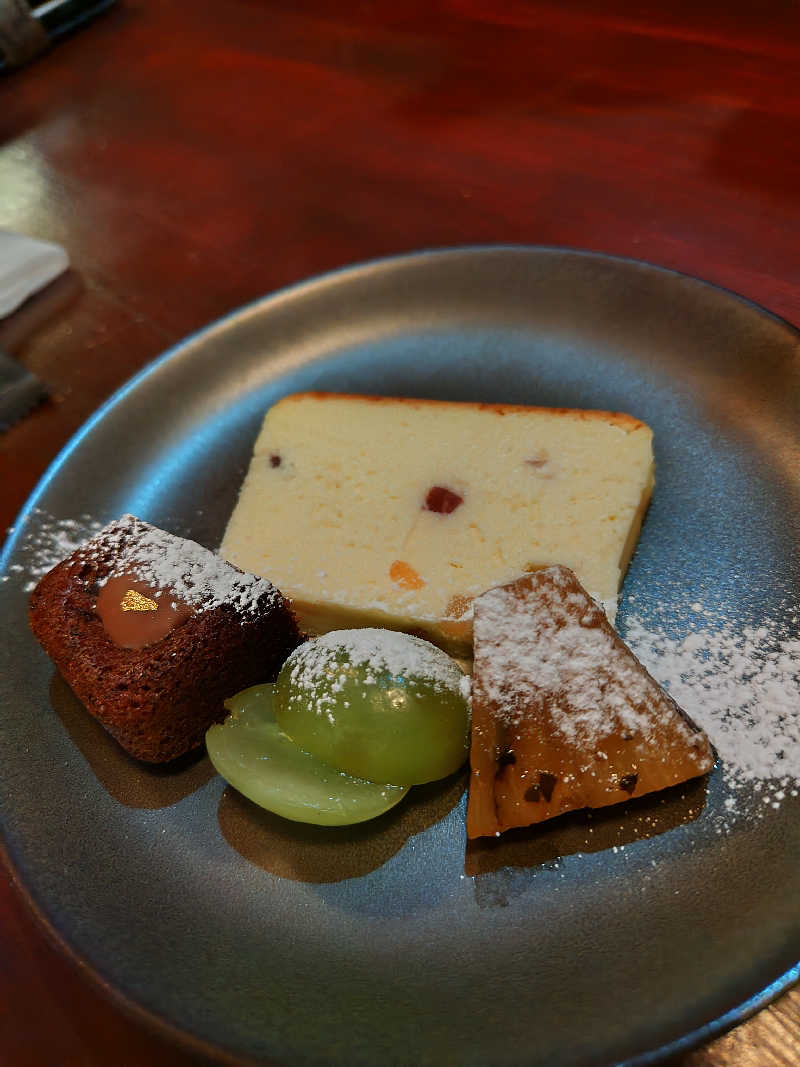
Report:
466,566,714,838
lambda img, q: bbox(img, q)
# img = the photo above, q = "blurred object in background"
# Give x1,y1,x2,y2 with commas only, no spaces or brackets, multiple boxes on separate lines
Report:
0,229,70,428
0,230,69,317
0,0,116,71
0,346,48,428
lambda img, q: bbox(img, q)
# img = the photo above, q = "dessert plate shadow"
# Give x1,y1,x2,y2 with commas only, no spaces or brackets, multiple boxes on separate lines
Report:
1,246,798,1066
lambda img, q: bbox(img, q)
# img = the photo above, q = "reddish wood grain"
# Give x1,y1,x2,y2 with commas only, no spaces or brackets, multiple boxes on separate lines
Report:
1,1,798,1063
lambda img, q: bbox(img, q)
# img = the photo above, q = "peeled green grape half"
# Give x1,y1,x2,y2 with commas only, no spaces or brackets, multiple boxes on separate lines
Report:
206,684,409,826
274,629,470,785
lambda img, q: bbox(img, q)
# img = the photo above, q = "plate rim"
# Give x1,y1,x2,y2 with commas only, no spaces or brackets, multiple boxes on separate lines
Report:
1,243,798,1066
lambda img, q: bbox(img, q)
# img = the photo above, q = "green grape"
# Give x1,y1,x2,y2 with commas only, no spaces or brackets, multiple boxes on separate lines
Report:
206,684,408,826
274,629,470,785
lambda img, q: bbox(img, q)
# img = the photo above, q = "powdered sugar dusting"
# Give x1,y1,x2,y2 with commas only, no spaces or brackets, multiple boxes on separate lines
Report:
476,567,699,750
7,511,105,593
284,628,465,720
623,611,800,810
79,515,279,615
459,673,472,703
7,511,279,615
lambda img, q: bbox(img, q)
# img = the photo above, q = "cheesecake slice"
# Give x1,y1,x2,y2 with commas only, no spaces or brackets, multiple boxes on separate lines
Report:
221,393,654,656
466,566,715,838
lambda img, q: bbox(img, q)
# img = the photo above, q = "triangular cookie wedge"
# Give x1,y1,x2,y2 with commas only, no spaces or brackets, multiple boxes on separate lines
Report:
467,566,714,838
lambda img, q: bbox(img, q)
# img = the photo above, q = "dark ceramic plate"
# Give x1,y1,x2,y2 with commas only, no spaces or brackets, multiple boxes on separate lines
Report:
1,248,798,1066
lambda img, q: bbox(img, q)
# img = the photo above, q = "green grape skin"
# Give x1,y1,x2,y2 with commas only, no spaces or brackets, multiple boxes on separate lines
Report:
206,684,409,826
274,630,470,785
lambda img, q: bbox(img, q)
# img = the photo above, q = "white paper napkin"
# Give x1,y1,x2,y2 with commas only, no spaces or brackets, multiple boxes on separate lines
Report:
0,230,70,317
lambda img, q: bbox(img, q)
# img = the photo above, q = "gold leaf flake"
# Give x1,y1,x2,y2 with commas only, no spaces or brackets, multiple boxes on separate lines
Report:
120,589,158,612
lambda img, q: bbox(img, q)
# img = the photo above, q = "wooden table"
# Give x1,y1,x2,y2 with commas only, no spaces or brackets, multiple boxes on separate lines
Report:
1,2,798,1063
